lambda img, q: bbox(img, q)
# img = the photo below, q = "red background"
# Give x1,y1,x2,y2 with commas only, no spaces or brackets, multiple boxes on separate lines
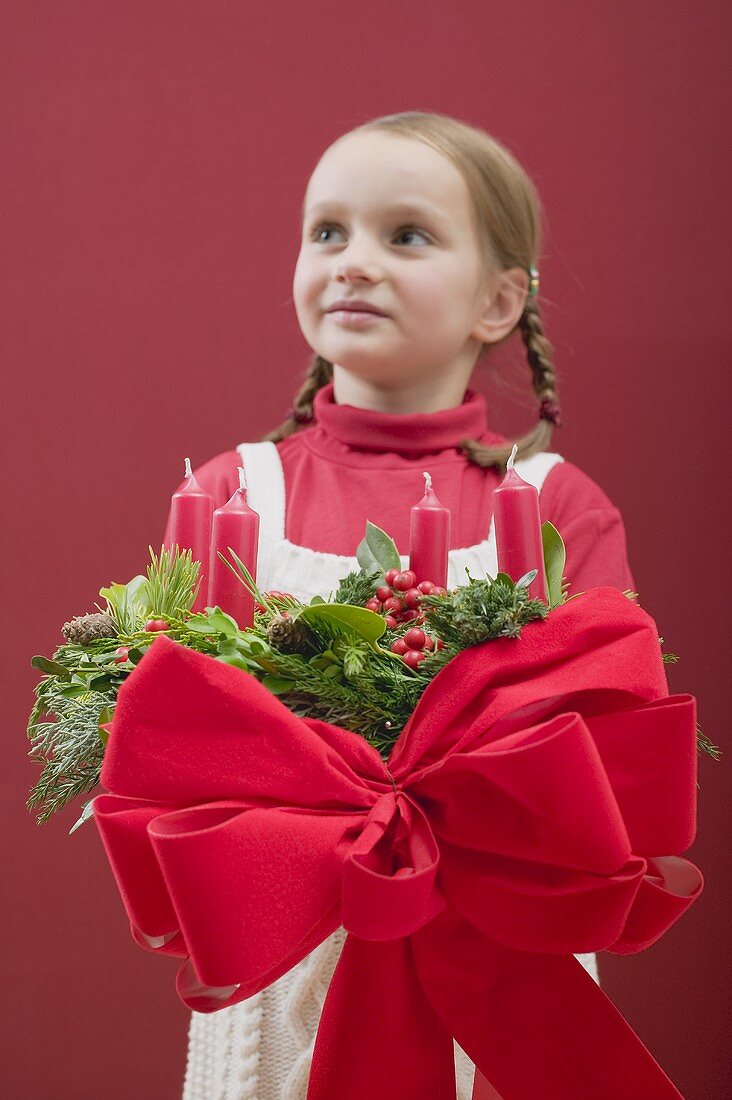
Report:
3,2,730,1097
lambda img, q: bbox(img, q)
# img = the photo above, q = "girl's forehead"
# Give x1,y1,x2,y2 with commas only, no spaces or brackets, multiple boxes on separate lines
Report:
303,131,472,220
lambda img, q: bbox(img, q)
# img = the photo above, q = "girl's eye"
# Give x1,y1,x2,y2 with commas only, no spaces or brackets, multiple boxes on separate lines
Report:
395,227,430,246
308,223,430,246
310,224,344,244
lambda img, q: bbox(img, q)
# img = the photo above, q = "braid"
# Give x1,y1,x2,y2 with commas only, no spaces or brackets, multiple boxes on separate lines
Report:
261,355,333,443
460,296,561,470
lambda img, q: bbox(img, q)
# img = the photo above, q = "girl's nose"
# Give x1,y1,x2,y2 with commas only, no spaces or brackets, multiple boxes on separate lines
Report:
336,255,382,282
336,236,383,282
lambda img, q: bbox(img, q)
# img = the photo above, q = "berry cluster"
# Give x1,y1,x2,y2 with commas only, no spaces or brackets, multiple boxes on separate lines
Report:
364,568,447,667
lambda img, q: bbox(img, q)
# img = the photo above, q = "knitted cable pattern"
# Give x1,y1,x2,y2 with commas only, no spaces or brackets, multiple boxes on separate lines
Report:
183,996,263,1100
281,929,348,1100
229,992,264,1099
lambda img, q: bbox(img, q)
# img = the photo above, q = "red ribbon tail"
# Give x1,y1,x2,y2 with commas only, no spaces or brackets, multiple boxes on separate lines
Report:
413,909,685,1100
308,932,457,1100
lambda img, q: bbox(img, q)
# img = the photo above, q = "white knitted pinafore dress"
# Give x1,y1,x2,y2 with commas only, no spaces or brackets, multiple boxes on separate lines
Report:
182,442,601,1100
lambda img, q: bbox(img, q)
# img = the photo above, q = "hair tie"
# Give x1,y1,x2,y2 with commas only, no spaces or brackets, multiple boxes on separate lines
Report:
287,406,314,425
528,265,540,298
538,397,561,427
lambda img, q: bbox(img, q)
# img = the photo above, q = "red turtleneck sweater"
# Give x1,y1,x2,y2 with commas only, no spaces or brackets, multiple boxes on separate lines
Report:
163,384,636,595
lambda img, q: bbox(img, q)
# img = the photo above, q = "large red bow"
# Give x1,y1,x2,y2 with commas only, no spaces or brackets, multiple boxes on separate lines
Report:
94,587,703,1099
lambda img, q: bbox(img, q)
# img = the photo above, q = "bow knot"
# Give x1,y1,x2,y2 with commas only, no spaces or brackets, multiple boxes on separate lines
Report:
343,788,445,941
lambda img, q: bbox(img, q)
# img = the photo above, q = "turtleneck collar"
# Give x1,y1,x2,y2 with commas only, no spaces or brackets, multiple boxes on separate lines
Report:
310,382,489,456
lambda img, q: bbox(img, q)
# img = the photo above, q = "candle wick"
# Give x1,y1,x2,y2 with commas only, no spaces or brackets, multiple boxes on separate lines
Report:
184,456,193,478
238,466,247,492
506,443,518,470
422,471,432,492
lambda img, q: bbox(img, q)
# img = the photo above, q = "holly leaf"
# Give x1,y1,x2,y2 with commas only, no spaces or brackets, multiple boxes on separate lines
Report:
356,521,401,576
541,521,566,608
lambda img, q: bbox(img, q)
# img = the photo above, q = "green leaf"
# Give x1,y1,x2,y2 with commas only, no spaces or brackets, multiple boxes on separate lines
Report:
88,673,115,693
541,521,566,608
187,606,240,637
31,655,71,681
356,521,401,575
216,654,254,671
494,572,516,589
310,594,326,605
98,706,114,745
299,602,387,648
99,575,150,632
261,674,297,695
58,682,95,699
515,568,538,590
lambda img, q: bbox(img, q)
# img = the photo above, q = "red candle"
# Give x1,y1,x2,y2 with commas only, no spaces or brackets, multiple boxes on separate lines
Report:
409,471,450,589
207,467,260,628
492,443,547,601
167,457,214,614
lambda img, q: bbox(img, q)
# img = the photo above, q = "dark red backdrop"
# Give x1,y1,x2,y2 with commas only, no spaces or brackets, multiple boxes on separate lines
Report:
3,2,729,1097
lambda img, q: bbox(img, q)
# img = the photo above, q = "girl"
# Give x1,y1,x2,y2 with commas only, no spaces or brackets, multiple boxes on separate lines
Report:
164,110,636,1100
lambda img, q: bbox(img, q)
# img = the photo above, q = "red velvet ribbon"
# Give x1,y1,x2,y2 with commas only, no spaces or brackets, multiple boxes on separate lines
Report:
94,587,703,1099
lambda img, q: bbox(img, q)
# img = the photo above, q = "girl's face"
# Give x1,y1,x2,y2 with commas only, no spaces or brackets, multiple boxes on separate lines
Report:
293,131,512,395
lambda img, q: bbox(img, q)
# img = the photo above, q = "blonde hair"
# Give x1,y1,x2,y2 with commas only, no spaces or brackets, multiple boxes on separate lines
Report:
263,110,559,468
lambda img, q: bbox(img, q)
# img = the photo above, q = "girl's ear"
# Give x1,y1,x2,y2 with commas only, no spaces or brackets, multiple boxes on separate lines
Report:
471,266,530,345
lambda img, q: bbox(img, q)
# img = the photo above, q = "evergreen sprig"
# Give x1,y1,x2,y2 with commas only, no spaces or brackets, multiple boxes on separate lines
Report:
332,568,381,607
420,571,548,647
27,677,114,823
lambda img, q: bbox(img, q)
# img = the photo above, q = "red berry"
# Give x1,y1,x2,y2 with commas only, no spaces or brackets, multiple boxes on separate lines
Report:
113,646,131,664
393,570,417,592
401,609,421,622
402,649,427,669
404,627,427,650
423,636,435,651
436,638,445,650
144,618,168,632
403,587,421,609
434,586,447,597
418,580,436,595
384,568,399,586
376,585,393,603
383,596,403,614
365,598,382,612
384,615,398,630
391,638,408,655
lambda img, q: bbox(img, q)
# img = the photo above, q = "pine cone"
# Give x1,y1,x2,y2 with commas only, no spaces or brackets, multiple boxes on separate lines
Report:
265,612,311,653
62,612,118,645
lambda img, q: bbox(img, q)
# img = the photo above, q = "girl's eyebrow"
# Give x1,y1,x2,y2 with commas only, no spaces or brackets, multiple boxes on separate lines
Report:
303,199,449,227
